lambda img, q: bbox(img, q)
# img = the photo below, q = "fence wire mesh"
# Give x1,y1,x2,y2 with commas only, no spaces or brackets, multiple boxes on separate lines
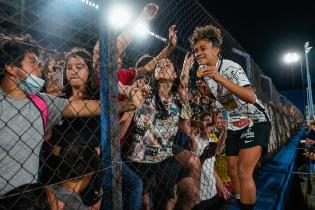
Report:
0,0,305,210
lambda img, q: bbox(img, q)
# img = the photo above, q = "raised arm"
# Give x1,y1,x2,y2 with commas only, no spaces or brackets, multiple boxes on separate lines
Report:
135,24,177,76
93,3,159,71
180,53,195,86
117,3,159,59
215,124,227,155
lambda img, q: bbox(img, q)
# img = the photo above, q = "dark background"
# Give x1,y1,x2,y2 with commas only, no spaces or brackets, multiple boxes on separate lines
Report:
1,0,313,110
198,0,315,92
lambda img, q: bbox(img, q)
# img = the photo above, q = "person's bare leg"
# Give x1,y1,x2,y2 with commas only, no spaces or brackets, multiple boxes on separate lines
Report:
237,146,262,204
176,150,201,191
165,192,177,210
142,192,151,210
175,150,201,209
227,156,240,197
175,177,200,210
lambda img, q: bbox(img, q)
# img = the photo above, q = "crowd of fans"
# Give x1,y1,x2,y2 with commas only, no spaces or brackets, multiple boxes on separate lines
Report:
303,121,315,161
0,2,304,210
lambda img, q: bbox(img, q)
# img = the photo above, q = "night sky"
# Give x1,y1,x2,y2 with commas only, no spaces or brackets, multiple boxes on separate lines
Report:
198,0,315,91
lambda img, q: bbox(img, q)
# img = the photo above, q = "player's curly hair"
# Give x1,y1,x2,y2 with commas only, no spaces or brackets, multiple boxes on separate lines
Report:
189,25,222,48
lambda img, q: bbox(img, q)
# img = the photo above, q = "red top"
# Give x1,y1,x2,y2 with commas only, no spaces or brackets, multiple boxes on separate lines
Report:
96,68,136,86
96,68,137,146
117,68,137,145
118,68,136,85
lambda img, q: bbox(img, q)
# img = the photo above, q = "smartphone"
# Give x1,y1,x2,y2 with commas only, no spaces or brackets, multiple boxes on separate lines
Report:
206,142,218,154
51,65,63,89
200,142,217,161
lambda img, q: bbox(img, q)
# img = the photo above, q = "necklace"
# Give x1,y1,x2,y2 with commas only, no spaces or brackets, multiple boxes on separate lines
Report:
160,95,172,110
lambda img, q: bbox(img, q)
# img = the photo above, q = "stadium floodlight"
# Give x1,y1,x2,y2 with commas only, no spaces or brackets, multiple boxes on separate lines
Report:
284,52,300,63
79,0,98,10
134,21,150,37
108,4,132,29
305,42,313,53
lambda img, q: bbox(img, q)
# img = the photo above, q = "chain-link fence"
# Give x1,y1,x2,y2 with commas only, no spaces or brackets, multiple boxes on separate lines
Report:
0,0,304,210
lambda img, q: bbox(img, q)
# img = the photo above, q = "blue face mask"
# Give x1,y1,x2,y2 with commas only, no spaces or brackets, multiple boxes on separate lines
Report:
47,185,88,210
17,74,45,94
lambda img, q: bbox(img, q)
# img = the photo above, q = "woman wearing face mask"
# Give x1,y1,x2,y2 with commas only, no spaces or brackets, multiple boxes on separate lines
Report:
126,57,201,210
40,48,102,209
190,25,271,210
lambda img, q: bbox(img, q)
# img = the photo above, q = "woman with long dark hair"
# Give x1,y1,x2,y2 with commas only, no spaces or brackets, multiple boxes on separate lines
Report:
127,57,201,210
40,48,102,209
63,47,99,100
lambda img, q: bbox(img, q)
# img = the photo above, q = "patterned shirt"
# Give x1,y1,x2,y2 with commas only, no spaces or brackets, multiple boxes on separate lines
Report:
204,59,269,130
128,93,185,163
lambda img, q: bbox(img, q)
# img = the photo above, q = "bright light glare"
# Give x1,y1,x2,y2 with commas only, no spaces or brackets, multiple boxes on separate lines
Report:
284,52,300,63
108,5,132,29
134,21,150,37
79,0,98,10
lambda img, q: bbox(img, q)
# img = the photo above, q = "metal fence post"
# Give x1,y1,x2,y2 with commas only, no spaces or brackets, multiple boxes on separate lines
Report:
100,0,122,209
305,42,313,120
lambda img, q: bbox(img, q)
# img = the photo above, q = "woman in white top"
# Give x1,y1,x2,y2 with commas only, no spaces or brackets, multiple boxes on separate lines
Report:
192,112,231,210
189,25,270,210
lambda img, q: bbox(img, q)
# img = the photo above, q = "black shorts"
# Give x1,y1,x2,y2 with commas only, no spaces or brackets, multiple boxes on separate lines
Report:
127,156,189,194
226,122,271,156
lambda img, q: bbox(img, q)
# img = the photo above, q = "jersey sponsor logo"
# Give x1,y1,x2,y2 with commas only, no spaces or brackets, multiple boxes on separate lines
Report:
244,139,254,144
233,118,251,128
221,99,238,109
240,127,255,139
